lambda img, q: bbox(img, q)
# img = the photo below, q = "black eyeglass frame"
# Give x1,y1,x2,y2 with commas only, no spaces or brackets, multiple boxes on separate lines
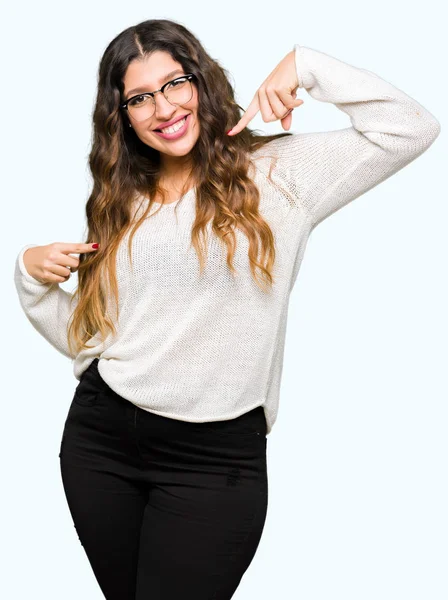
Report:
120,73,197,113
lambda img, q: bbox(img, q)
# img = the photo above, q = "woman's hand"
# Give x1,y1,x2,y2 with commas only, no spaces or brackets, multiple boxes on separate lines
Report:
23,242,99,284
227,49,304,136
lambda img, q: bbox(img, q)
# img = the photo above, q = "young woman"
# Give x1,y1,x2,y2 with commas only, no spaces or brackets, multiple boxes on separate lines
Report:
14,18,440,600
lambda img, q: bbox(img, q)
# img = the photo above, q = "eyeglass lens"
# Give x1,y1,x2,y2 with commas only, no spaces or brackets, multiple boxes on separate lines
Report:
127,77,193,122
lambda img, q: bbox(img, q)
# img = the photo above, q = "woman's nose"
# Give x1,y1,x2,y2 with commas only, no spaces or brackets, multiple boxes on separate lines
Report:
152,91,177,120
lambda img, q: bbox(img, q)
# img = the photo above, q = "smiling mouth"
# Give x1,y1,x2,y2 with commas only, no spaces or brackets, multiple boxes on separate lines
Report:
154,115,189,133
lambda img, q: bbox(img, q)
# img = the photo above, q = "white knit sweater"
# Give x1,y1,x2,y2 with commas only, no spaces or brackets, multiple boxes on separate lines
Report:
14,44,440,435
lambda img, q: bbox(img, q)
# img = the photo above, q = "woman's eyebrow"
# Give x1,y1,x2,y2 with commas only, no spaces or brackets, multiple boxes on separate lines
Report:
126,69,185,98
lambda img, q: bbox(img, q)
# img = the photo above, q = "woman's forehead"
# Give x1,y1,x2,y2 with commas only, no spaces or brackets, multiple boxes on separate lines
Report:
123,52,184,94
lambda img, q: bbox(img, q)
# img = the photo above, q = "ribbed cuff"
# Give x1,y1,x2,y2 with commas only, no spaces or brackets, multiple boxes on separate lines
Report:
293,44,315,90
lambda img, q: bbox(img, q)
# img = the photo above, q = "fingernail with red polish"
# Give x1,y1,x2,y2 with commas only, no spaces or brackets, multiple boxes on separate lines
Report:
92,243,99,249
226,129,233,135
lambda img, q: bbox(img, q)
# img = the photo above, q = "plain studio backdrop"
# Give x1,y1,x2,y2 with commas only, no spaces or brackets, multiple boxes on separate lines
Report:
2,1,446,598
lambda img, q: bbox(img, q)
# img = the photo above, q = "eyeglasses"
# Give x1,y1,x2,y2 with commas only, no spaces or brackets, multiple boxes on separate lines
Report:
120,73,196,123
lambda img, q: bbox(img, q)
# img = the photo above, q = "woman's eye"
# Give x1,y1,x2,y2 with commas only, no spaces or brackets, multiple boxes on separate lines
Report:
130,95,147,106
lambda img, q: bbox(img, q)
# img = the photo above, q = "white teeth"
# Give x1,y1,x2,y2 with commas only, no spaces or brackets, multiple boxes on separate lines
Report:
159,116,187,134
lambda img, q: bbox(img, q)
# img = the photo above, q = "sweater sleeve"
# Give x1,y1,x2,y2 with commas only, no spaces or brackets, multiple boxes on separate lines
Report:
262,44,441,230
14,244,77,359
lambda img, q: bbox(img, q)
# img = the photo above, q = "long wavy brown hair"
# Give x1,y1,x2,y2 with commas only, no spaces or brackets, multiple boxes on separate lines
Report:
67,18,294,357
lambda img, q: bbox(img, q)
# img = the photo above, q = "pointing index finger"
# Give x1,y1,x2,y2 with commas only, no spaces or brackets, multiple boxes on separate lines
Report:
227,96,260,136
56,242,100,255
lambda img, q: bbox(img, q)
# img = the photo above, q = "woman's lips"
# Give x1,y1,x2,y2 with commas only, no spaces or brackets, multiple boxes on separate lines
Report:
153,114,191,140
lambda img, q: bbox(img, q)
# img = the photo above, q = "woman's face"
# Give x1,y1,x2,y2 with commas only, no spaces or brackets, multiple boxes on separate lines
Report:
123,51,200,160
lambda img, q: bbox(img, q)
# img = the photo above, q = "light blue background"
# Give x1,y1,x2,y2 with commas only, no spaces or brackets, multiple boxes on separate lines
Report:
3,1,446,598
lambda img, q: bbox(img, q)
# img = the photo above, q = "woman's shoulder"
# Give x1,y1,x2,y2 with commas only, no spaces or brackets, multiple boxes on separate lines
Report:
249,132,311,185
248,134,312,218
250,131,324,163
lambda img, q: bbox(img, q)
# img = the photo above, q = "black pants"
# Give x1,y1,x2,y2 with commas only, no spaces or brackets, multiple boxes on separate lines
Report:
59,358,268,600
